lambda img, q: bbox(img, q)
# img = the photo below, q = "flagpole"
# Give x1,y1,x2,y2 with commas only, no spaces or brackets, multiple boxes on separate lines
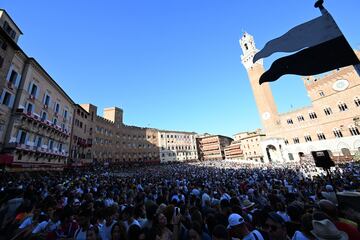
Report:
314,0,360,77
314,0,325,12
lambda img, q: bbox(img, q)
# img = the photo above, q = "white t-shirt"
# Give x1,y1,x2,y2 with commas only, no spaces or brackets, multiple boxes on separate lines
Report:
243,230,264,240
123,219,141,231
104,198,115,207
202,193,210,207
99,220,117,240
32,220,60,234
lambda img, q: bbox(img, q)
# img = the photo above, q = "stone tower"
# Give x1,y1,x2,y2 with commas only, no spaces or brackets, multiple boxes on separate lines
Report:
240,33,279,134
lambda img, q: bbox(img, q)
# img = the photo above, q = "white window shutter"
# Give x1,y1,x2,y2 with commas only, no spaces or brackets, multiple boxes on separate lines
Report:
16,130,22,143
9,94,15,108
27,82,32,93
6,64,13,81
35,86,40,99
25,134,29,145
15,73,21,87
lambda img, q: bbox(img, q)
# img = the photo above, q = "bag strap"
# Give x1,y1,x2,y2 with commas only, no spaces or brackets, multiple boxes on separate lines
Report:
252,231,260,240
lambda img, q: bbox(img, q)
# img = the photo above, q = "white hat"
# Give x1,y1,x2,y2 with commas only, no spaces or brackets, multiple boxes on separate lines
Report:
73,198,81,206
325,185,334,192
311,219,348,240
247,188,255,194
227,213,245,229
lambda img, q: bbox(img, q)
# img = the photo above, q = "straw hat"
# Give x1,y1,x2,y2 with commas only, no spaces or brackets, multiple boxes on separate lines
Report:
242,199,255,209
311,219,348,240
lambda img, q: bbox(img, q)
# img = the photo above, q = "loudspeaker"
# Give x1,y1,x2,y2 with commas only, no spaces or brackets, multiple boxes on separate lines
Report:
337,192,360,212
311,150,335,169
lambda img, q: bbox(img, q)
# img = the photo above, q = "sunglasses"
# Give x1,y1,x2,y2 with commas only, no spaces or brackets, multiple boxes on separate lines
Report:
264,223,278,232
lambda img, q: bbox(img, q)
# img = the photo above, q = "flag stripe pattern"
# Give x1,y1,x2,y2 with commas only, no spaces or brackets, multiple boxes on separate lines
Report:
259,35,360,84
253,12,342,63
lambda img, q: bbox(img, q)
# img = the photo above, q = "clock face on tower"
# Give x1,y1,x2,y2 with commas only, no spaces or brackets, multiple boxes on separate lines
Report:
262,112,270,120
332,79,349,91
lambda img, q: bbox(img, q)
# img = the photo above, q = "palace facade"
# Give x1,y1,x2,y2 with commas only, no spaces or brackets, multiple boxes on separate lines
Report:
240,33,360,162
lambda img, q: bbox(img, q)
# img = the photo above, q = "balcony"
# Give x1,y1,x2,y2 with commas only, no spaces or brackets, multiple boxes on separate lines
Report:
11,143,69,158
76,138,92,148
16,108,70,138
5,141,69,158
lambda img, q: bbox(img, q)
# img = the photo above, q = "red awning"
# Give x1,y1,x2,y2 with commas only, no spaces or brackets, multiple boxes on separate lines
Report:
0,154,14,165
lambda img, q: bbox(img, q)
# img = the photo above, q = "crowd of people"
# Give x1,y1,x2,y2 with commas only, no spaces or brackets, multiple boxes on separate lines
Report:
0,159,360,240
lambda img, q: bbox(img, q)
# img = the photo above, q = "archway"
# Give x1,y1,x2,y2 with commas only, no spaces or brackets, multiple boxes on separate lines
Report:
341,148,351,156
298,152,305,160
266,145,278,162
337,142,350,152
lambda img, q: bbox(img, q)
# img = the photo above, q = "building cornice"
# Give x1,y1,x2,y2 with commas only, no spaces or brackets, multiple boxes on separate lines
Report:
0,9,23,34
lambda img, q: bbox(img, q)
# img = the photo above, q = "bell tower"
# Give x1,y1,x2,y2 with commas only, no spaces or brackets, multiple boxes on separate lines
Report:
240,33,279,134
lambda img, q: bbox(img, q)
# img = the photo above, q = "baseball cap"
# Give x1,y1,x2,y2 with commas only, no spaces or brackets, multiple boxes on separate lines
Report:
227,213,245,229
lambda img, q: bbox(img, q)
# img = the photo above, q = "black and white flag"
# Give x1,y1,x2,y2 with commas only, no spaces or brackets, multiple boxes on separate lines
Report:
253,8,360,84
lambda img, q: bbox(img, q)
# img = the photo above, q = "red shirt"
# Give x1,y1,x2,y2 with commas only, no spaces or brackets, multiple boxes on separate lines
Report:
335,221,360,240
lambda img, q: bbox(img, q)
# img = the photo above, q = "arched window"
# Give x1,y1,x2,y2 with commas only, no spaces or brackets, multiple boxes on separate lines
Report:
333,128,343,138
341,148,351,156
317,131,326,140
354,97,360,107
309,111,318,119
304,134,312,142
349,125,360,136
324,107,332,116
41,111,47,121
338,101,348,112
297,115,305,122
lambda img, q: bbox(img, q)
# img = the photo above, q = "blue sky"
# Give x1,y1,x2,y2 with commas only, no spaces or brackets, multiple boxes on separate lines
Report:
2,0,360,136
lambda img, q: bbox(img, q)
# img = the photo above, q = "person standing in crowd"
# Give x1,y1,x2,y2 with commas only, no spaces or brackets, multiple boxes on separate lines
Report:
227,213,264,240
0,160,359,240
265,212,289,240
74,210,93,240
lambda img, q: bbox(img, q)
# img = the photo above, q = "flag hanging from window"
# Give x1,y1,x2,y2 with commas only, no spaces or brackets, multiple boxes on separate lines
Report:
253,7,360,85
